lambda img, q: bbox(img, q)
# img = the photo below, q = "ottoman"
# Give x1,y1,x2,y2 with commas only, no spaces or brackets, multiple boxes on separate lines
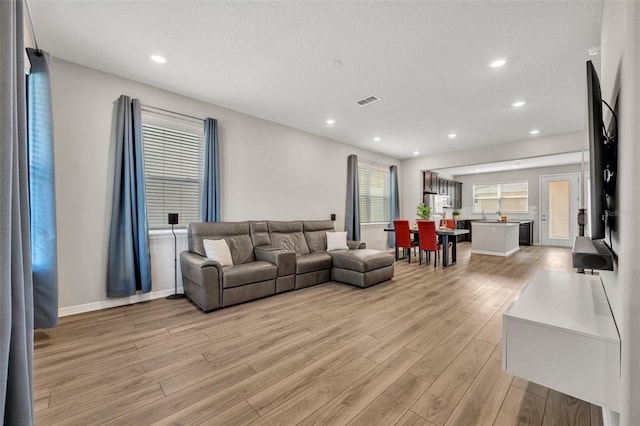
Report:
329,249,394,288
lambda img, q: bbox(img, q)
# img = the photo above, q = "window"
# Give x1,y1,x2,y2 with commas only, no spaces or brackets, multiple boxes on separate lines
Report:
473,181,528,213
142,113,203,230
358,163,390,224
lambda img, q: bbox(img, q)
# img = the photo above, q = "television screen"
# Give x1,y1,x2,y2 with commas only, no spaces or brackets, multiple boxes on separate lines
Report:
586,60,606,240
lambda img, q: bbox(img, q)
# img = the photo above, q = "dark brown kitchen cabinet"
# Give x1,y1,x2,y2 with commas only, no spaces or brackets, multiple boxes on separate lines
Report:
519,221,533,246
423,170,438,193
455,220,469,242
453,182,462,209
423,171,462,208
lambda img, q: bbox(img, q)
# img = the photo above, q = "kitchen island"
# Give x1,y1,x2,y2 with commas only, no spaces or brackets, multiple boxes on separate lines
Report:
471,221,520,256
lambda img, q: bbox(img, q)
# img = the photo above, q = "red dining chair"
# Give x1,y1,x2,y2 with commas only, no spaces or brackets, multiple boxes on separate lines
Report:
418,220,441,267
393,220,418,263
439,219,456,230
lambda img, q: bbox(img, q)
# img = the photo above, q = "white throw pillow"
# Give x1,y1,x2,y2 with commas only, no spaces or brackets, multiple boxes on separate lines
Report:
202,239,233,267
326,231,349,251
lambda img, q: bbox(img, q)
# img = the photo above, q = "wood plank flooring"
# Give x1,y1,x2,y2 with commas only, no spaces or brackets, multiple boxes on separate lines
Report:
34,244,603,425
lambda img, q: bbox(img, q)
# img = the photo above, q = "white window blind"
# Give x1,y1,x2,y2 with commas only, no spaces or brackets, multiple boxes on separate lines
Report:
473,181,528,213
142,120,203,230
358,163,390,224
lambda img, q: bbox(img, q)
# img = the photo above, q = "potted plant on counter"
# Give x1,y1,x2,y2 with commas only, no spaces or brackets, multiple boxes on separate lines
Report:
497,210,507,222
452,211,460,221
417,203,431,220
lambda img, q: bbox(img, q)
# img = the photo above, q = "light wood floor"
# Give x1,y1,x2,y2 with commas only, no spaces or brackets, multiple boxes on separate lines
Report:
34,243,603,426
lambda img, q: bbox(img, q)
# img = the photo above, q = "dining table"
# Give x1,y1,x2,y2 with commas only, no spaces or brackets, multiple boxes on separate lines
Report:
383,227,470,267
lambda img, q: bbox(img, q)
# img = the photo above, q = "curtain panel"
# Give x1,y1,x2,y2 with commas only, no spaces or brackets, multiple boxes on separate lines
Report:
27,48,59,329
0,0,35,423
345,154,361,241
107,95,152,297
388,165,400,248
200,117,220,222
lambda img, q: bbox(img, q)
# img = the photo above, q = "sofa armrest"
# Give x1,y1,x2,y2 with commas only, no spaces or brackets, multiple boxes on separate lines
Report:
180,251,223,311
348,240,366,249
255,246,296,276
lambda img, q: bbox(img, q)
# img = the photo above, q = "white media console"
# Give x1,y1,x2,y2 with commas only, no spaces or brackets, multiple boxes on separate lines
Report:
503,269,620,413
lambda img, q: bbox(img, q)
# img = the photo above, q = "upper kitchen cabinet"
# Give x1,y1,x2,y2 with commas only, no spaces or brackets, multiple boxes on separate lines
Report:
423,170,462,208
453,181,462,209
423,170,439,193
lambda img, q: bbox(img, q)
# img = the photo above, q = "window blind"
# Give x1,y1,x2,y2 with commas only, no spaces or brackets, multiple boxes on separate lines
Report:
358,164,390,224
142,123,203,229
473,181,528,213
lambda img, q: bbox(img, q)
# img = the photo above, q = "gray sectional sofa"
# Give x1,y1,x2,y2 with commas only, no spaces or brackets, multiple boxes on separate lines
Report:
180,220,394,312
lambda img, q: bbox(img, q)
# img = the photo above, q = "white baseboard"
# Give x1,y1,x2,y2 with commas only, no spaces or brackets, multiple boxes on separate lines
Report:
471,247,520,257
58,287,184,317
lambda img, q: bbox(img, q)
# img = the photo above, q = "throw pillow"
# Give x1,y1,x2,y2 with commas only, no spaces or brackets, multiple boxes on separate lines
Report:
203,239,233,267
326,231,349,251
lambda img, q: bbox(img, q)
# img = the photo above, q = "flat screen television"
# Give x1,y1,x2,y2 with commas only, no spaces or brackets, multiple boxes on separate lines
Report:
586,60,607,240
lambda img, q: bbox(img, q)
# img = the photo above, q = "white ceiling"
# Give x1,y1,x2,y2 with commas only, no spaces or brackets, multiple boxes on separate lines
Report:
29,1,602,160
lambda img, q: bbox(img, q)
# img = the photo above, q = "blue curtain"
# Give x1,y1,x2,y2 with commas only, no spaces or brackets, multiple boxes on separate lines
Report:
107,95,152,297
200,117,220,222
27,48,58,329
388,165,400,248
345,154,361,241
1,0,34,423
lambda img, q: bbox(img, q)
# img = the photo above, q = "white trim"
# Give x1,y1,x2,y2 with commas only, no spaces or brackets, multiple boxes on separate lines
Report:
149,228,188,240
471,247,520,257
538,172,581,247
58,287,184,317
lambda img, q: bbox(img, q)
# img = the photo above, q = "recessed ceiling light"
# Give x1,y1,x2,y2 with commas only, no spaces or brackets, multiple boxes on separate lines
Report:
448,133,457,139
512,101,526,107
373,137,381,142
475,169,481,172
529,129,540,135
512,165,518,168
413,151,420,156
588,46,601,56
150,54,166,64
326,119,336,125
489,58,507,68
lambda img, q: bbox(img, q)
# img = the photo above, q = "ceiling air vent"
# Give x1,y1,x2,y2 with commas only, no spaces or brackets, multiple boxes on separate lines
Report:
356,95,381,106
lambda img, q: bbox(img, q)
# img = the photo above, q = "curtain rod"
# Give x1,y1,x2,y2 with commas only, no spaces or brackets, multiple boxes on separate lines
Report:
141,105,204,123
25,0,41,53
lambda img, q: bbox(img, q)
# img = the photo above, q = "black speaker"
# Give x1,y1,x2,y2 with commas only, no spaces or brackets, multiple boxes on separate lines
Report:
330,213,336,221
168,213,179,225
572,236,614,271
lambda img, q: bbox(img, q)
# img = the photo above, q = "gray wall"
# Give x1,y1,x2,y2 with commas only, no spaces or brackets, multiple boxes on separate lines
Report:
452,163,583,244
50,58,399,311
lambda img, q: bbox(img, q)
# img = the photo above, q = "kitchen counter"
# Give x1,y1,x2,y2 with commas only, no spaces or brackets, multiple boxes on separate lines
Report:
471,221,520,256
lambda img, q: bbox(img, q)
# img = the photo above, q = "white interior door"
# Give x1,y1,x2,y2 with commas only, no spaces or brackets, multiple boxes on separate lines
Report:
540,174,580,247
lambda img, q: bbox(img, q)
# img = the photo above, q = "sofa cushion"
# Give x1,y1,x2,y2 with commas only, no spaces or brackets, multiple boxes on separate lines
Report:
188,222,255,264
296,253,333,274
226,235,256,265
326,231,349,251
250,221,271,247
329,249,394,273
268,221,310,255
303,220,335,253
203,239,233,266
222,261,278,289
